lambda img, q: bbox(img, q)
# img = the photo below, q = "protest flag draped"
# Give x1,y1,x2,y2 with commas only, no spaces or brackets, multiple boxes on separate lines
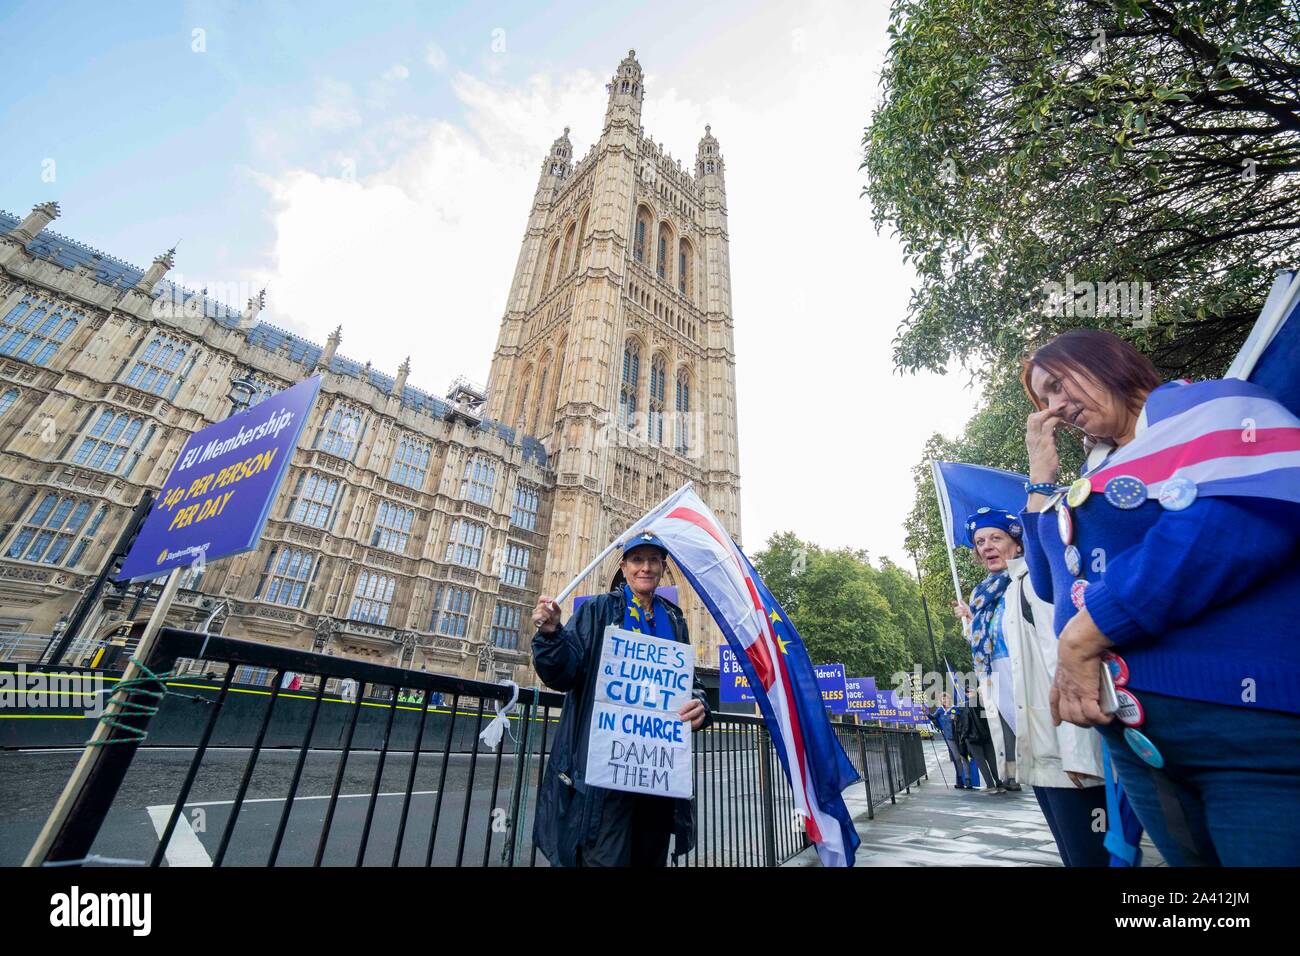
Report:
1228,266,1300,417
929,460,1028,603
615,483,862,867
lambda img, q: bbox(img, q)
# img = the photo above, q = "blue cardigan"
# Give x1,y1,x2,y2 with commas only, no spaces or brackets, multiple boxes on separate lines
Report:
1021,493,1300,714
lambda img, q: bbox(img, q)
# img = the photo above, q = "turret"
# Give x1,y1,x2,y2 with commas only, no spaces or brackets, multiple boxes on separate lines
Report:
603,49,644,134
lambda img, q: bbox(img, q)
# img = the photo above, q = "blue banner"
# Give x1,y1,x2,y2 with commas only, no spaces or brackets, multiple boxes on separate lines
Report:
118,376,322,582
844,676,877,714
814,662,848,714
719,644,756,703
932,460,1029,551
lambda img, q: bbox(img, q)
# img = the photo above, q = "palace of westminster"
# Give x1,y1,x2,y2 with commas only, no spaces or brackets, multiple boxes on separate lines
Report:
0,51,742,687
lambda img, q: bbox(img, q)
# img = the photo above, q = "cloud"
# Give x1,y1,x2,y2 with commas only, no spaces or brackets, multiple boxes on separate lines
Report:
307,78,362,131
255,23,979,563
425,42,448,72
382,63,410,82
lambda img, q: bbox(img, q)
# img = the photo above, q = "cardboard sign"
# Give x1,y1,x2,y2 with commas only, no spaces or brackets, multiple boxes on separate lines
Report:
118,376,322,581
814,662,848,713
585,625,694,798
719,644,756,703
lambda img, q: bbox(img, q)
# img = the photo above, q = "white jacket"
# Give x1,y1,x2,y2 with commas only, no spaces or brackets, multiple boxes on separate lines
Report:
991,558,1104,788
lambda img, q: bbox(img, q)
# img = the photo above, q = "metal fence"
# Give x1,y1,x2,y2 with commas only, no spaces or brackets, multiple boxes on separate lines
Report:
27,626,926,868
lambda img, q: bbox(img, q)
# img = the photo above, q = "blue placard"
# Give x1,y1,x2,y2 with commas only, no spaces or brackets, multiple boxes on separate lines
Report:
874,692,903,724
719,645,756,703
814,662,848,714
117,376,322,582
844,676,878,714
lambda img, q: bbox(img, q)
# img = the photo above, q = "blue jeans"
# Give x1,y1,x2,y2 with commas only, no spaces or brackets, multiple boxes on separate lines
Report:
1033,785,1109,867
1098,690,1300,866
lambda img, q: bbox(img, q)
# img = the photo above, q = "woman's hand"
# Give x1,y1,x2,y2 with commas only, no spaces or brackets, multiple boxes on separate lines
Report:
951,601,972,624
1025,408,1064,486
678,698,707,731
532,595,561,634
1051,607,1115,727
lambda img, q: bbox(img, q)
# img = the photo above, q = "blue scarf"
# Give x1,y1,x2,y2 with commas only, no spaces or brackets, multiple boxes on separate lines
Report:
968,572,1010,677
621,584,675,641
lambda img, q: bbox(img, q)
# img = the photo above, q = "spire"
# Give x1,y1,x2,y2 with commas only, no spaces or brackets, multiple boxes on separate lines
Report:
318,325,342,370
6,201,61,247
133,245,177,295
542,126,574,181
604,48,644,132
695,124,724,181
240,288,267,329
393,356,411,396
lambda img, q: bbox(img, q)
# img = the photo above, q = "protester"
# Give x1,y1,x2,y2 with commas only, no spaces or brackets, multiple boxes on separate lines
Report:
952,508,1022,791
953,698,1000,791
530,532,712,867
927,692,972,789
955,506,1109,864
1020,328,1300,866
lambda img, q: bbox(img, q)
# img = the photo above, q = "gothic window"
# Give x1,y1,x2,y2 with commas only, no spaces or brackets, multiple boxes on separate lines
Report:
675,368,692,456
71,409,155,476
511,481,540,531
657,234,667,280
289,472,341,530
5,494,100,567
445,518,485,568
461,456,497,505
256,547,316,608
534,359,551,434
371,500,415,554
0,296,80,366
573,209,588,271
123,332,193,399
514,367,532,429
315,403,364,460
648,354,666,445
540,239,560,298
350,571,396,625
500,543,531,588
177,561,206,591
678,239,693,297
490,603,523,649
389,435,431,490
633,208,650,264
619,340,640,431
432,585,473,637
559,222,576,278
0,388,17,418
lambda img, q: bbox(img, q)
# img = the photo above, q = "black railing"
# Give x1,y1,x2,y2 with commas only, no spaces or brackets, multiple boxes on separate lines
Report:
26,627,927,867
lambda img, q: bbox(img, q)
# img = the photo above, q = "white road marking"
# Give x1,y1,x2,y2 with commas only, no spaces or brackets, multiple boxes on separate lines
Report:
145,805,212,867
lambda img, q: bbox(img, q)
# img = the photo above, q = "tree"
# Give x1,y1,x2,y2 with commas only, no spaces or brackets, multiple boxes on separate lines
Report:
863,0,1300,381
752,532,915,683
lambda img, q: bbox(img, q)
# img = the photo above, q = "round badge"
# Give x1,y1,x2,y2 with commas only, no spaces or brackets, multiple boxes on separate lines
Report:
1056,501,1073,545
1101,651,1129,687
1124,728,1164,768
1041,489,1065,513
1063,545,1082,577
1158,476,1199,512
1104,475,1148,510
1066,477,1092,508
1114,688,1145,727
1070,577,1089,609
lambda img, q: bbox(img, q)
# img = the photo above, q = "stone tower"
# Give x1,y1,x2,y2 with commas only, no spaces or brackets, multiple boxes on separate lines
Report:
485,50,742,663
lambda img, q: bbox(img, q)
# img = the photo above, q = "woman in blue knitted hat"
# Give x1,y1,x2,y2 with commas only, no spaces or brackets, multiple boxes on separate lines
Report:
955,507,1109,865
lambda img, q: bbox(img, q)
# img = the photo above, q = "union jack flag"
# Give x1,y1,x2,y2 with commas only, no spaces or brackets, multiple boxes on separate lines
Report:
619,485,862,866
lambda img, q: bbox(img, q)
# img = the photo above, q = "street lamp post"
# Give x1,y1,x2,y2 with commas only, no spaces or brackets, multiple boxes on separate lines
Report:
227,376,257,417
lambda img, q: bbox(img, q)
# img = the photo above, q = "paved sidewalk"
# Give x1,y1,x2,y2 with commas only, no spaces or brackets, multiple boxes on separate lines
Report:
785,737,1166,867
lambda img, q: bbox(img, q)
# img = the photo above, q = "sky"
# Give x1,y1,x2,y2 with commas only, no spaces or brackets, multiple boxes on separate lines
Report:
0,0,981,565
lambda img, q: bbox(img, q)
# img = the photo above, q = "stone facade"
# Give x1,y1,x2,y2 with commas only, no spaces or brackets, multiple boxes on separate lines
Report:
0,50,741,681
486,51,742,660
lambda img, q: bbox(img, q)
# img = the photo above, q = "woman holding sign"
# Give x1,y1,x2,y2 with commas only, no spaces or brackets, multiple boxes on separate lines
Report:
531,532,711,867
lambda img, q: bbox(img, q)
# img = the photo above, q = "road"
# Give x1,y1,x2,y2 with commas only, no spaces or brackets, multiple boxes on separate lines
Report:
1,740,773,867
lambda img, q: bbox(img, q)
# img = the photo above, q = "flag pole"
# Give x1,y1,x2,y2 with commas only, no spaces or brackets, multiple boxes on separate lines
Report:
551,481,694,607
928,460,969,617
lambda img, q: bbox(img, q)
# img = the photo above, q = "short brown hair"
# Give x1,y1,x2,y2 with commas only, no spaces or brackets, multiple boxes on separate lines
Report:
1021,329,1161,413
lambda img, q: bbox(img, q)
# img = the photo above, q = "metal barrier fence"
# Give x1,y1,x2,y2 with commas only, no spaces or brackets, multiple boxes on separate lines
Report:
27,627,926,868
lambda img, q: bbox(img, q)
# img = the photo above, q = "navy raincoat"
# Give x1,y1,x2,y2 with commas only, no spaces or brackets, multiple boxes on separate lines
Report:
531,587,712,866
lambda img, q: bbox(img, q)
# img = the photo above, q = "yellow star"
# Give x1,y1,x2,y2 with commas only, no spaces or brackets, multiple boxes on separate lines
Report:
778,636,791,655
